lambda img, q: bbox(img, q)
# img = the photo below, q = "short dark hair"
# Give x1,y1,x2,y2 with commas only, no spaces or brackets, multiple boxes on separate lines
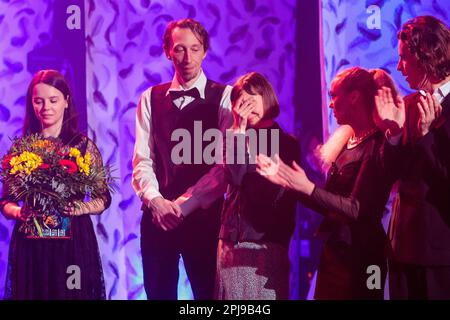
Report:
231,72,280,120
163,18,209,56
24,69,80,145
398,15,450,81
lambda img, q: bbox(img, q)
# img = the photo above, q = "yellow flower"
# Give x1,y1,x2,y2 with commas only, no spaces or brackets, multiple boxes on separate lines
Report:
85,152,91,164
69,148,81,158
9,151,42,175
74,152,91,176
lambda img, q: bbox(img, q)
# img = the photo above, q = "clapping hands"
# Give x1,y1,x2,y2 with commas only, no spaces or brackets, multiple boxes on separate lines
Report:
375,86,442,139
374,86,406,136
256,154,315,196
416,91,442,137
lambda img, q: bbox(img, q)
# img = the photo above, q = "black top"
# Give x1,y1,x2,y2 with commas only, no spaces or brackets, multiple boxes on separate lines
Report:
219,122,301,248
306,130,393,255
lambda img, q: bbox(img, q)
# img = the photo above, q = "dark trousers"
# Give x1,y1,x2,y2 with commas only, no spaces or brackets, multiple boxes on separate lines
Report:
389,259,450,300
140,207,220,300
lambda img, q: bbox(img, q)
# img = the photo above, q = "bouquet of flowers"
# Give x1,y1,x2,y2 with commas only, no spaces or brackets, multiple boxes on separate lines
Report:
0,134,114,239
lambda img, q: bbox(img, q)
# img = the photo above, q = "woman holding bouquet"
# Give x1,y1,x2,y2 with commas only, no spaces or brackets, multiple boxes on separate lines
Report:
0,70,111,300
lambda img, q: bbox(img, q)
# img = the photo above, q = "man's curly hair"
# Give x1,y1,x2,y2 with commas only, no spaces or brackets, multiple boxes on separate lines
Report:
398,15,450,82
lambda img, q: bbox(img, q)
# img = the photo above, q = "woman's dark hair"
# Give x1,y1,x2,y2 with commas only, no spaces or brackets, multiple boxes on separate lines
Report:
163,18,209,56
24,69,79,145
231,72,280,120
398,15,450,81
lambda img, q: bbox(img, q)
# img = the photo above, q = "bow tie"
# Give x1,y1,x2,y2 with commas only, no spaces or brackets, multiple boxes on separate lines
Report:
169,87,201,100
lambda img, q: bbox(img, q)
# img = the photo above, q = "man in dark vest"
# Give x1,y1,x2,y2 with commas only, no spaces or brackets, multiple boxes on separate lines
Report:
132,18,232,300
375,15,450,299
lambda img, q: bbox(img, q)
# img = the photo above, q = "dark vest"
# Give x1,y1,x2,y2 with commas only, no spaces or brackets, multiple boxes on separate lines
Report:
150,80,226,201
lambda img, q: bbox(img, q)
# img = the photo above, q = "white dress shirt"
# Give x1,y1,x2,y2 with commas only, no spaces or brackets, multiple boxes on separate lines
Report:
132,70,233,216
434,79,450,104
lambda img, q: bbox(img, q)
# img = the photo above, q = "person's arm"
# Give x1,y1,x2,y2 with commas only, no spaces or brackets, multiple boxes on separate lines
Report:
374,87,409,179
0,199,26,221
174,85,233,217
245,136,302,208
64,198,106,216
0,182,27,221
132,88,163,205
132,88,182,230
309,150,390,222
383,92,449,181
411,92,449,181
374,86,405,138
257,145,390,223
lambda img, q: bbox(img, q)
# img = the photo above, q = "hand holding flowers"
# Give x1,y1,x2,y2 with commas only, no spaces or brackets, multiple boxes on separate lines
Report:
1,134,114,238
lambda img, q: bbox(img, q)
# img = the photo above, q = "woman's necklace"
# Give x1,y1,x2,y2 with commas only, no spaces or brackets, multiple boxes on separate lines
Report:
347,127,378,149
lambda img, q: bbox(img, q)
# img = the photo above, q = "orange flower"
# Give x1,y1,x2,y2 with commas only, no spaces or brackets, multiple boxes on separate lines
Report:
59,159,77,174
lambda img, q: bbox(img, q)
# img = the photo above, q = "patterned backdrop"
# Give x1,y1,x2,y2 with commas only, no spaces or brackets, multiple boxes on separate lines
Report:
321,0,450,136
319,0,450,299
1,0,450,300
0,0,297,299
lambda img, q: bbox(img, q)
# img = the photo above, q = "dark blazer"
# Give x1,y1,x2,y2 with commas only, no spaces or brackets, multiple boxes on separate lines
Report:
385,92,450,266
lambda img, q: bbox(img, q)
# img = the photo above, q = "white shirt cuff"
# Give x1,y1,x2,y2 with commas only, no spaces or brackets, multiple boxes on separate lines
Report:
175,194,201,217
386,129,403,146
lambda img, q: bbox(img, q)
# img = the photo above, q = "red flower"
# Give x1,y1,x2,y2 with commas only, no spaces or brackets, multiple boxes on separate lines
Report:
2,154,13,170
59,159,77,174
40,163,50,169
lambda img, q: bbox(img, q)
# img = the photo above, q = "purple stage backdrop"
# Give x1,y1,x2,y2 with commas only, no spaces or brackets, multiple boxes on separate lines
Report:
0,0,88,299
